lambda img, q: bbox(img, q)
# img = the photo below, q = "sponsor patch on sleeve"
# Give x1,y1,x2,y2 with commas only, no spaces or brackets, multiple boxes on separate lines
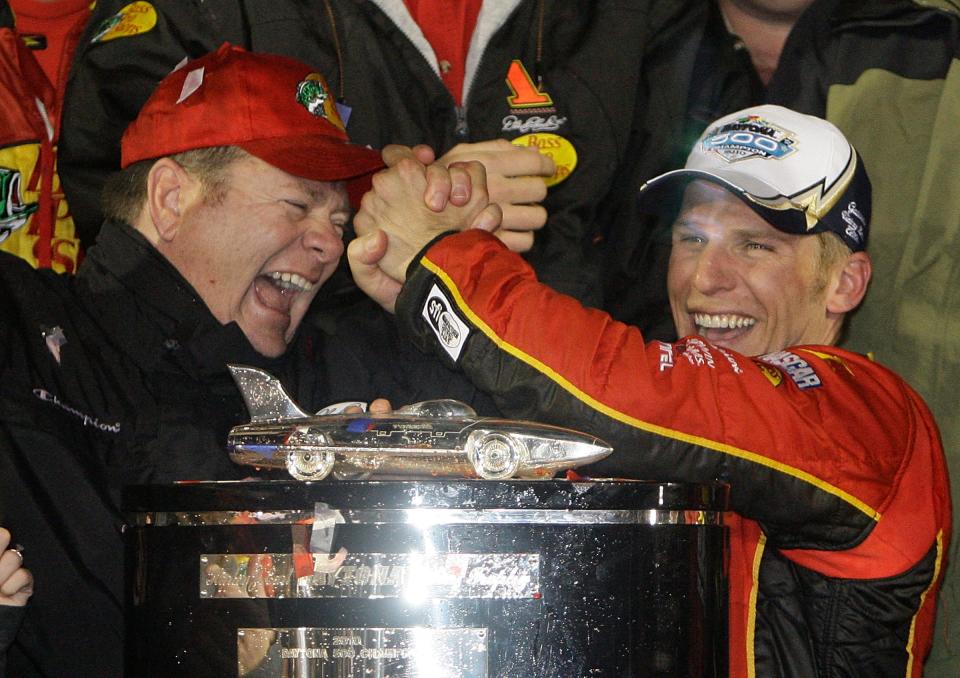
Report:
757,350,821,389
422,284,470,362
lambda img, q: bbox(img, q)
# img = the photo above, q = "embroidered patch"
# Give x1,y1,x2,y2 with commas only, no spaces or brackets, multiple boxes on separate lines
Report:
422,284,470,362
33,388,121,433
296,74,345,131
510,133,577,187
841,201,866,248
90,2,157,44
0,167,38,243
701,114,796,164
505,60,553,109
501,59,571,177
758,350,821,389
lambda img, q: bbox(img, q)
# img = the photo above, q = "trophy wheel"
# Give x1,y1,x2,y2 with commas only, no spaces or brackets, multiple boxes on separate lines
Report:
285,448,335,481
466,430,522,480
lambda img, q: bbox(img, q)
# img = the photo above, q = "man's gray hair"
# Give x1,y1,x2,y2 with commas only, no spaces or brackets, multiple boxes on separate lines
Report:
101,146,249,224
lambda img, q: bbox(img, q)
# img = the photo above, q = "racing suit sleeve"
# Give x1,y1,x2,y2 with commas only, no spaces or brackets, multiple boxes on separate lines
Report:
395,230,948,564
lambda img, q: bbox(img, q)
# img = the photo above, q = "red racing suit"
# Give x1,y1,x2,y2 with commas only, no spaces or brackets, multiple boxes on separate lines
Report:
0,27,81,272
395,229,952,677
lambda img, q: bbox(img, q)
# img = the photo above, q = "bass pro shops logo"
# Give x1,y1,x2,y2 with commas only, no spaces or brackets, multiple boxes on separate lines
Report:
422,284,470,362
0,167,38,243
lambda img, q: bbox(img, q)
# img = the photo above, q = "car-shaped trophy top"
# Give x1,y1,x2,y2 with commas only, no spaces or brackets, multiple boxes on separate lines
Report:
227,365,613,481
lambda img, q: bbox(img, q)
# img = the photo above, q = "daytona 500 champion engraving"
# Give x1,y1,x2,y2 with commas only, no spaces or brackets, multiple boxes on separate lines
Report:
226,365,612,481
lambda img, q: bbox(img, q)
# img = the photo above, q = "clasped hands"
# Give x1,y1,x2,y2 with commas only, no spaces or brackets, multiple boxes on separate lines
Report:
348,140,554,312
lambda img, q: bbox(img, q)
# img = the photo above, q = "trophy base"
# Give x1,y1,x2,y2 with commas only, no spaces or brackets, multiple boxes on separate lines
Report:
124,479,728,677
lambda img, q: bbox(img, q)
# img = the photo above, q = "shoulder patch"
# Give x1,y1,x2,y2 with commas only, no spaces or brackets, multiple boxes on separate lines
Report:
758,350,822,389
422,284,470,362
90,2,157,44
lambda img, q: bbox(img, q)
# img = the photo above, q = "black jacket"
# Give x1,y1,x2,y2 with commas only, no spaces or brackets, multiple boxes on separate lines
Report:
60,0,658,307
0,221,493,676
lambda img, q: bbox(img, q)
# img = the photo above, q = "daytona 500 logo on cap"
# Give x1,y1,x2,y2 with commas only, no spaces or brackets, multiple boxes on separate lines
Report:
701,115,797,163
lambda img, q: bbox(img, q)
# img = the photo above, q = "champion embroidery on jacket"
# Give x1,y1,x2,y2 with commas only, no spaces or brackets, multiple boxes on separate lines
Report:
33,388,122,433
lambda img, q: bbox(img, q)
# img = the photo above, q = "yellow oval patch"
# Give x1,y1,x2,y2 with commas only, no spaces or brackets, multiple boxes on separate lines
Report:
91,2,157,44
511,133,577,187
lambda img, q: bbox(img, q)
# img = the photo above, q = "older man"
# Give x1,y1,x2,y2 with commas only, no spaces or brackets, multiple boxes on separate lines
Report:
0,44,495,677
349,105,951,677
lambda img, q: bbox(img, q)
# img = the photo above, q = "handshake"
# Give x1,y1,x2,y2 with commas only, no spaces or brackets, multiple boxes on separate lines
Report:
348,139,554,312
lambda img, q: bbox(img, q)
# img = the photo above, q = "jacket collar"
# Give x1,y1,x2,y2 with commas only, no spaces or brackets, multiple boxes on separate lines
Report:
78,220,282,377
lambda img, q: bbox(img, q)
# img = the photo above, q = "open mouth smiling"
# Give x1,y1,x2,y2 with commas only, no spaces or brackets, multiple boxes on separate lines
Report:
254,271,316,315
694,313,756,331
267,271,314,293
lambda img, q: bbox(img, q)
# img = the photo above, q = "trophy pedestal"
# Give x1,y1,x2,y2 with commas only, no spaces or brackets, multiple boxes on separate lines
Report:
125,480,728,677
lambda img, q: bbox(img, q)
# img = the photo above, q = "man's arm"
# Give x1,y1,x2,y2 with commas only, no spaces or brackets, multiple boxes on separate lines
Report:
349,156,500,312
349,161,942,568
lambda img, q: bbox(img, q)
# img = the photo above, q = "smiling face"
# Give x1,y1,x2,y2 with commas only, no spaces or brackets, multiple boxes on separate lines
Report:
667,181,848,357
161,154,350,357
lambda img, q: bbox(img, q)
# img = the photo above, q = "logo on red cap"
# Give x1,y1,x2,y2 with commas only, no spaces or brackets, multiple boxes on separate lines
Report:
296,74,344,132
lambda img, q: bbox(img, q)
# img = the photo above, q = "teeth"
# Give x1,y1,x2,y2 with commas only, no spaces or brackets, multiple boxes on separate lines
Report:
694,313,756,330
269,271,314,293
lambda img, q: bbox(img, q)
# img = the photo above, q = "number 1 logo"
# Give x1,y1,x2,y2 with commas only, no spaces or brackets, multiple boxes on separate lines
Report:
505,60,552,108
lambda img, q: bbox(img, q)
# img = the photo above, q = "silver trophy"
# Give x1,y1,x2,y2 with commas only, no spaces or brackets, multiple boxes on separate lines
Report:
226,365,612,481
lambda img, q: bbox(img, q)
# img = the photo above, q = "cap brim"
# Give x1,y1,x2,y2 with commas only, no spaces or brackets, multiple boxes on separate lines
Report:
637,168,808,234
240,136,384,207
639,167,784,205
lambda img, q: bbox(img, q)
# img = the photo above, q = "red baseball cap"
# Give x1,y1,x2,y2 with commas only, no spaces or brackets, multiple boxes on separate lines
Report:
121,43,384,201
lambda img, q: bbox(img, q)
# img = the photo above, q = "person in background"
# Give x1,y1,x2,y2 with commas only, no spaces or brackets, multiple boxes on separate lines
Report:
348,105,951,677
0,0,90,272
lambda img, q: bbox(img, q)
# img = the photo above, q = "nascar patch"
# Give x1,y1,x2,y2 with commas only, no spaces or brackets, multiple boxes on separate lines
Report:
758,350,821,389
422,284,470,362
90,2,157,44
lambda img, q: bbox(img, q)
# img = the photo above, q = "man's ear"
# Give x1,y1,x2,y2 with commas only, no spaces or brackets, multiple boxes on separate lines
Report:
826,251,872,314
145,157,198,242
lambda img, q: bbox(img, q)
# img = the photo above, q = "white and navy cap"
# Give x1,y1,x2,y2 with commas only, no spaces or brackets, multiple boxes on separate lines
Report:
639,105,870,252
